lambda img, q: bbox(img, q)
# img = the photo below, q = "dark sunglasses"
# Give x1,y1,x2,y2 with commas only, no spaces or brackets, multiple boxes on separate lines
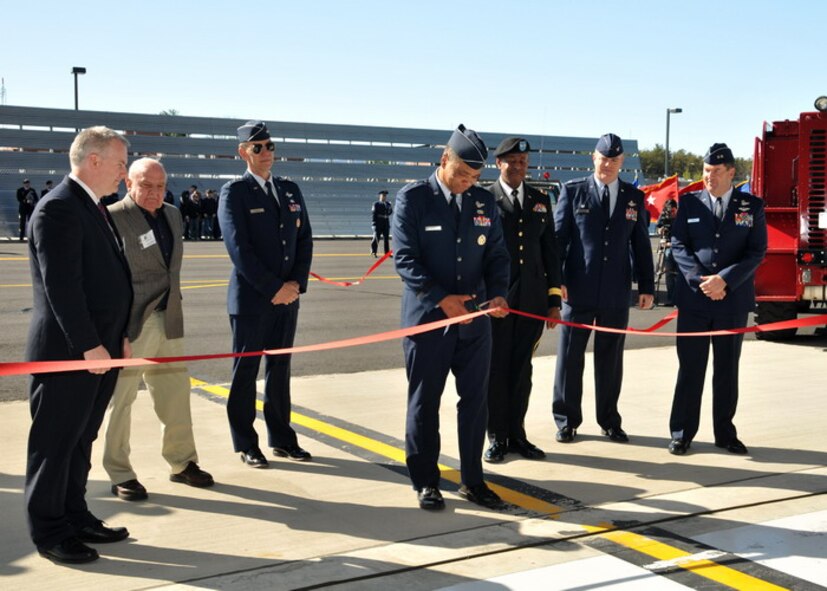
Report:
249,141,275,154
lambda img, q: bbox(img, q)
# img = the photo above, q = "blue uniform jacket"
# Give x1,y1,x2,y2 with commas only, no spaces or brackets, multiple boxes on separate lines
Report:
670,189,767,315
218,172,313,316
392,172,510,337
554,176,654,310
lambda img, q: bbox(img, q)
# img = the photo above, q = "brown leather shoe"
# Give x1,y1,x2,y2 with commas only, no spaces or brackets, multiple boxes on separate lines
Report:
111,479,148,501
170,461,215,487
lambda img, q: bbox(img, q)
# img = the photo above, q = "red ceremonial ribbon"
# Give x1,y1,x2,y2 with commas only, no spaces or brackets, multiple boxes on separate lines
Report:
310,251,393,287
505,307,827,338
2,307,824,378
0,308,489,377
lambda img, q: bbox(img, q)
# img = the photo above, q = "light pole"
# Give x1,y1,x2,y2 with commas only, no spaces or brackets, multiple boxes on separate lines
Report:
665,107,682,177
71,67,86,110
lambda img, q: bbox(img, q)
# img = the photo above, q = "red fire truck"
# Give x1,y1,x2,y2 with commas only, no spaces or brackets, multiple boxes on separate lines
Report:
752,96,827,339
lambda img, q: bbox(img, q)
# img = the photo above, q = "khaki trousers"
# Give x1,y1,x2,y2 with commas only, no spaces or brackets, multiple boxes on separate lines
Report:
103,311,198,484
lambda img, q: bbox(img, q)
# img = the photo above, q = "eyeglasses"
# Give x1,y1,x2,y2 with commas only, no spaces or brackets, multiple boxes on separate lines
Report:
248,141,275,154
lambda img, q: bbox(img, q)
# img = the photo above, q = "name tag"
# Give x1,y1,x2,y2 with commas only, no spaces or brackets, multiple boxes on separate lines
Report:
250,208,265,214
138,230,157,249
688,217,700,223
576,207,590,215
425,225,442,232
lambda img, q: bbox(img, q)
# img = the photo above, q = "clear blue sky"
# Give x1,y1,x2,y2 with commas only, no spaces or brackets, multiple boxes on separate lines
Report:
2,0,825,159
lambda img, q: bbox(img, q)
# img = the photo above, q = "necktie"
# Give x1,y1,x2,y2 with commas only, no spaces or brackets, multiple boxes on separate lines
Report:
97,201,120,247
601,185,610,218
714,197,723,221
449,193,460,223
511,189,522,214
265,180,282,218
265,181,278,205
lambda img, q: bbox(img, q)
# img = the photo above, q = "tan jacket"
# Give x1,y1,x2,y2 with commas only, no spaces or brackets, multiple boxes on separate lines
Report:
108,196,184,341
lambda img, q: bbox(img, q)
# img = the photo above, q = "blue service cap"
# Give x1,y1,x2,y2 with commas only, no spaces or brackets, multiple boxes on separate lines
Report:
447,124,488,169
595,133,624,157
704,143,734,165
494,136,530,158
237,120,271,143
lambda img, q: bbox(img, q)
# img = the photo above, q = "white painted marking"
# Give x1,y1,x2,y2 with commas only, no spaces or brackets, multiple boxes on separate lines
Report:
644,549,728,570
696,509,827,587
439,555,690,590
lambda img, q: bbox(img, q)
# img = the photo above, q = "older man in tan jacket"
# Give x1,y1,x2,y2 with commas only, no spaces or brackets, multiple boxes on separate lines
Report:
103,158,213,501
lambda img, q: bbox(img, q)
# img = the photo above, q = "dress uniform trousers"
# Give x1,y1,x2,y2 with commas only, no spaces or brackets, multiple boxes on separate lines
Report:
488,312,544,441
670,308,747,443
227,301,299,453
552,303,629,431
371,220,390,255
403,323,491,490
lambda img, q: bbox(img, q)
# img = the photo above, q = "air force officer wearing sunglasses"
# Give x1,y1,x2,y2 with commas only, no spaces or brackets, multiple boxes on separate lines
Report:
218,120,314,469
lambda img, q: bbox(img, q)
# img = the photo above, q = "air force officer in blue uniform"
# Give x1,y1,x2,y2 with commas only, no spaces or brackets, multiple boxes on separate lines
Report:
667,144,767,456
393,125,510,511
218,121,313,468
553,134,654,444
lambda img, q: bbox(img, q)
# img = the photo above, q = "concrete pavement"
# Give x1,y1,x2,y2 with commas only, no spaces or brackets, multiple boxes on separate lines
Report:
1,339,826,590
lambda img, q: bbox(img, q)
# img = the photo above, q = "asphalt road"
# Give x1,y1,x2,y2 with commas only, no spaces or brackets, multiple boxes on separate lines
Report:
2,238,824,402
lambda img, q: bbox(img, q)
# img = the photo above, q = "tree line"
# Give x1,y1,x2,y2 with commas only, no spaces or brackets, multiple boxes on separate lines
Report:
638,144,752,183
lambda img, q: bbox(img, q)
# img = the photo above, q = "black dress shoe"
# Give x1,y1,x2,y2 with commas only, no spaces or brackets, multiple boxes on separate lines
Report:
111,479,148,501
273,444,312,461
668,438,691,455
715,438,749,455
170,461,215,487
38,537,99,564
458,483,505,509
556,426,576,443
508,438,546,459
76,521,129,544
240,447,269,468
417,486,445,510
484,440,508,463
602,427,630,443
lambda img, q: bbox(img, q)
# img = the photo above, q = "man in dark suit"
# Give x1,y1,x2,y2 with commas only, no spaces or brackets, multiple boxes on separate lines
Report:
667,144,767,456
16,178,38,240
484,137,562,464
370,190,393,257
218,121,313,468
25,126,133,564
393,125,510,511
104,158,213,502
552,134,654,445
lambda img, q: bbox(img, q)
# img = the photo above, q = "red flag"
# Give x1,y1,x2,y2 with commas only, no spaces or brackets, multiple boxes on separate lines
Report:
640,175,678,219
679,179,703,196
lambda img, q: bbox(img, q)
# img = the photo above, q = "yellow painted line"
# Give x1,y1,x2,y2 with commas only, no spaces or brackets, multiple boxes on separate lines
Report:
189,377,782,589
0,283,32,288
181,282,228,290
589,527,787,591
0,257,28,261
